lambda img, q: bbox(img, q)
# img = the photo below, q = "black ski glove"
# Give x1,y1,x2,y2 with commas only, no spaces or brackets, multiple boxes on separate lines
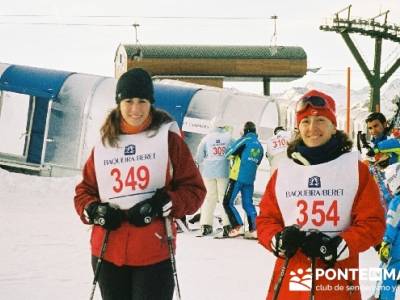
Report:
319,236,348,267
301,230,349,267
127,188,172,227
301,230,328,258
271,225,305,258
84,202,124,231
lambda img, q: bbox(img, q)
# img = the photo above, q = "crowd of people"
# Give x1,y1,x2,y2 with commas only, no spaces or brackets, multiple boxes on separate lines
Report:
73,67,400,300
196,119,264,238
362,110,400,300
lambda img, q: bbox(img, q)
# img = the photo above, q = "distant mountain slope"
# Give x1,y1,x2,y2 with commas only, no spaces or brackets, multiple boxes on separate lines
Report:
273,78,400,120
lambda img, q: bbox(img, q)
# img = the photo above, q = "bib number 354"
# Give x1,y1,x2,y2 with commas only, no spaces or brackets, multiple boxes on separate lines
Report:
296,199,340,227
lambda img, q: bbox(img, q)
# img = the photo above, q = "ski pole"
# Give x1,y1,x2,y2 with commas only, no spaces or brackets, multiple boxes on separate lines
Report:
272,224,303,299
89,230,110,300
371,257,393,300
310,256,316,300
272,256,290,300
165,217,182,300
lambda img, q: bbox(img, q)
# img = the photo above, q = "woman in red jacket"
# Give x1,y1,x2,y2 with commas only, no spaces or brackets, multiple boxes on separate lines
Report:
256,90,385,300
74,68,206,300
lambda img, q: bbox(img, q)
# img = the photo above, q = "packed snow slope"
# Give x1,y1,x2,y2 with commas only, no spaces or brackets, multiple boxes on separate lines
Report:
0,167,386,299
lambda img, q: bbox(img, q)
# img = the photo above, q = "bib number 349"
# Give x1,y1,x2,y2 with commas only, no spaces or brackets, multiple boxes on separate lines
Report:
296,199,339,227
111,166,150,193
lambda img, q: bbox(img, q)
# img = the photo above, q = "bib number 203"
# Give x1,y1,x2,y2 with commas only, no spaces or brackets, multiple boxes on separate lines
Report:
111,166,150,193
296,199,339,227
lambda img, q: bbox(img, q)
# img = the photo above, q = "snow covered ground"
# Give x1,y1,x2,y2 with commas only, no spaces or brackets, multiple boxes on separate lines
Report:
0,167,390,299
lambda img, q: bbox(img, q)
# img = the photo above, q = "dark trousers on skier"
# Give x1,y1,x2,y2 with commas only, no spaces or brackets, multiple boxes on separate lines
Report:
223,179,257,231
91,256,174,300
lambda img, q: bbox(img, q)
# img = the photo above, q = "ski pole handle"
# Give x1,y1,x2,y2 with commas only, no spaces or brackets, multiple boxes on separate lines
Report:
165,217,173,240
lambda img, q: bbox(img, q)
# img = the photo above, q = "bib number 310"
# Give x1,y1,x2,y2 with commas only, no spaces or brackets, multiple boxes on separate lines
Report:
296,199,339,227
111,166,150,193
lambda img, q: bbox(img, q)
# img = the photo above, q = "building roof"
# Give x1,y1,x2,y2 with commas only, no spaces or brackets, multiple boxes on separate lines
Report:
123,44,307,60
0,64,73,99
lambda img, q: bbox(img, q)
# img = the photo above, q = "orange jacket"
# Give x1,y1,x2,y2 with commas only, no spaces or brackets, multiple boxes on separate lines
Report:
74,131,206,266
256,161,385,300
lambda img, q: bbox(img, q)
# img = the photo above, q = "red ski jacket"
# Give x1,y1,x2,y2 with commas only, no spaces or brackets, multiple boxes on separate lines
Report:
74,131,206,266
256,161,385,300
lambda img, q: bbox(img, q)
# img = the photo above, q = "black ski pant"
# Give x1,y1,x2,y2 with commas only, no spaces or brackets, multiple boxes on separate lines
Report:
91,256,174,300
223,179,239,227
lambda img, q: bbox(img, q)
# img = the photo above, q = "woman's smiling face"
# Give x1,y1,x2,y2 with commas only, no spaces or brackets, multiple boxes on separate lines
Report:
298,115,336,147
119,98,151,127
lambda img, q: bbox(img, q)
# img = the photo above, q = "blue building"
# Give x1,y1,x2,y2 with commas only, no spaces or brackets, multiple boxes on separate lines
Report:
0,63,278,188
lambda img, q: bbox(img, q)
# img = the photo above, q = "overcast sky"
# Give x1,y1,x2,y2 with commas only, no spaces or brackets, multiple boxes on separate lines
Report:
1,0,400,93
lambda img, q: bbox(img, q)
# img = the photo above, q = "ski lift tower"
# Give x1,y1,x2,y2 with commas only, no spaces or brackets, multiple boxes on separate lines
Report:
320,5,400,112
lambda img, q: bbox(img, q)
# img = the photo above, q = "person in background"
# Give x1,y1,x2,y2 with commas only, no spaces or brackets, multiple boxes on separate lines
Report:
195,116,233,236
256,89,385,299
223,121,264,239
265,126,292,175
74,68,206,300
378,162,400,300
364,112,398,167
366,112,389,147
363,112,399,211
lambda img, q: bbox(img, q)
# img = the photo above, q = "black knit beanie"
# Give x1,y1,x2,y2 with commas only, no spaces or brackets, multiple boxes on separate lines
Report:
115,68,154,104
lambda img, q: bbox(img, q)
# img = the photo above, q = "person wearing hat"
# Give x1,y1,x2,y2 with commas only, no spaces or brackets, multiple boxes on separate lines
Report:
223,121,264,238
74,68,206,300
256,90,385,299
195,116,233,236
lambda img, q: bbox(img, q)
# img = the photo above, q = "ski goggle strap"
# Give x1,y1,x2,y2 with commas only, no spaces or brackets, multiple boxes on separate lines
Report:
295,96,328,113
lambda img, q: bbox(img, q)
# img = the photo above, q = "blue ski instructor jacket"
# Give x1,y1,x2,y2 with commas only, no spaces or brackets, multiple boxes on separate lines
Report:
225,132,263,184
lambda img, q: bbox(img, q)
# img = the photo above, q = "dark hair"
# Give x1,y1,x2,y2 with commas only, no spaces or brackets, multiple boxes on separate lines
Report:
287,130,353,158
243,121,256,134
100,105,173,147
365,112,387,125
274,126,285,135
